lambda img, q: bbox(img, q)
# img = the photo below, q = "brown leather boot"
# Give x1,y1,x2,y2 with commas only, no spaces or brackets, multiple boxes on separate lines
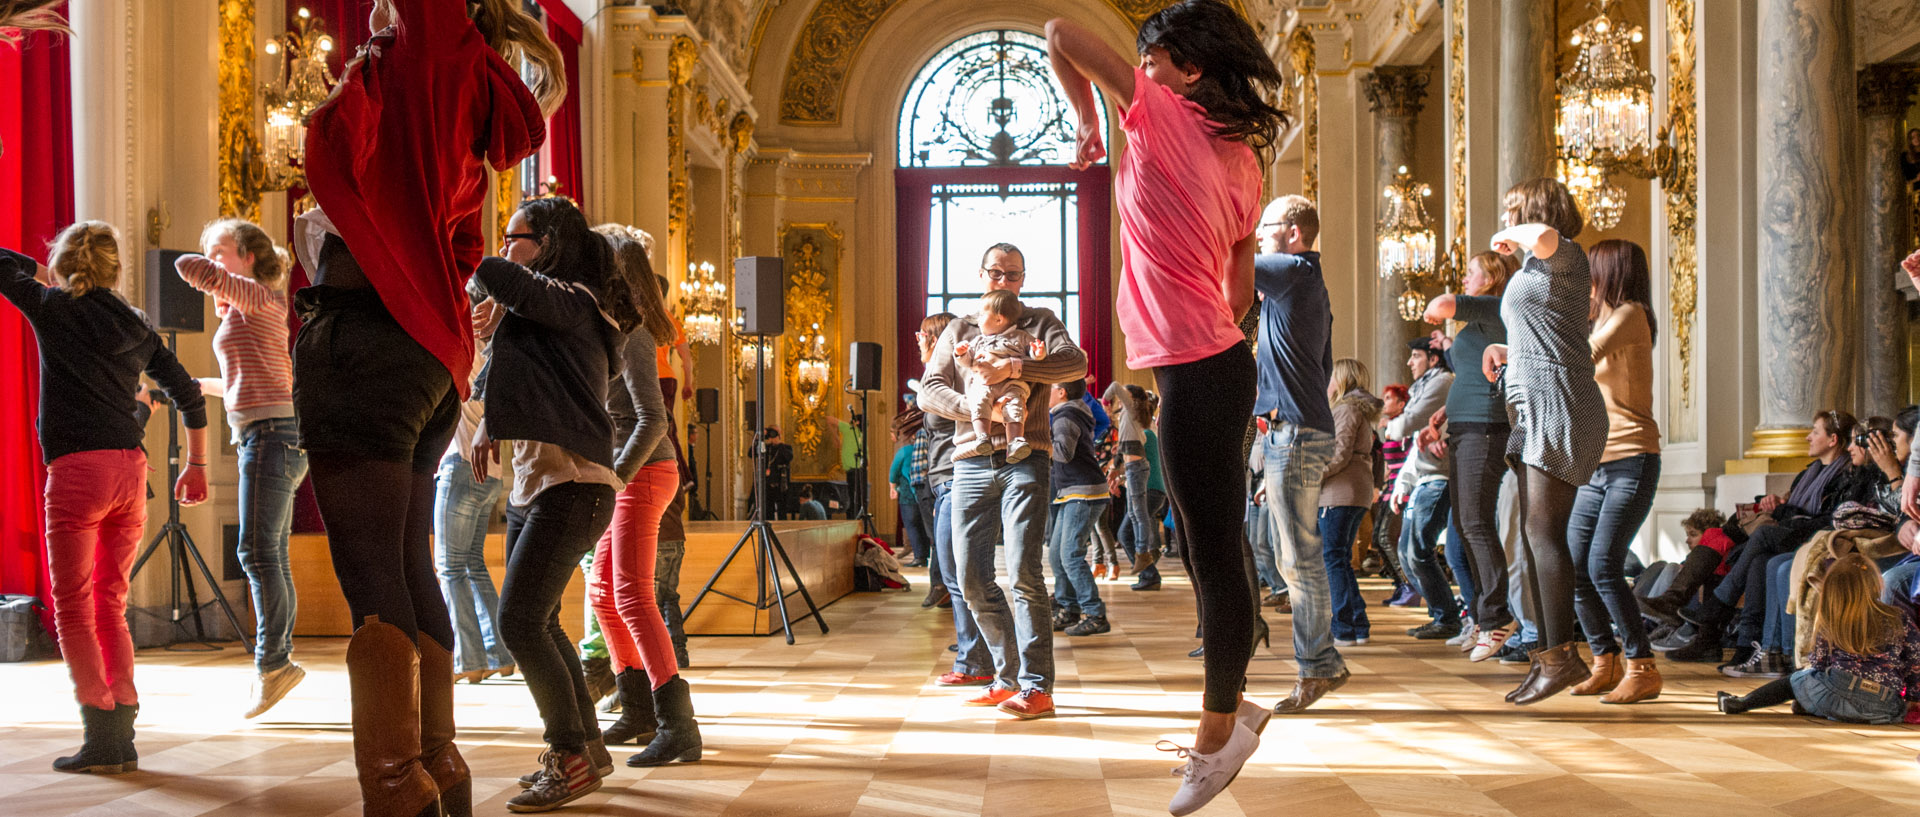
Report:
1503,660,1543,703
1570,651,1621,696
348,618,440,817
416,632,471,817
1602,657,1663,704
1509,643,1591,706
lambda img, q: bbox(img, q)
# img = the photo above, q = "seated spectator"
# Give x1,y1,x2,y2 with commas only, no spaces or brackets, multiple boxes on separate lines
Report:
796,485,828,520
1638,508,1731,630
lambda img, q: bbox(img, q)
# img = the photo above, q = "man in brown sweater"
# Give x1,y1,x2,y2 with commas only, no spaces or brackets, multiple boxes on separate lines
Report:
915,243,1087,721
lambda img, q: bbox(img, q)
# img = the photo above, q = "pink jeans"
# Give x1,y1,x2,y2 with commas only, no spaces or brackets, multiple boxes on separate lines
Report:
45,448,148,710
587,460,680,688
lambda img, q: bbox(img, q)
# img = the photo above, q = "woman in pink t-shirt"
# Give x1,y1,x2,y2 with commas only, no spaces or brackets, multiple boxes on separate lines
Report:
1048,3,1284,814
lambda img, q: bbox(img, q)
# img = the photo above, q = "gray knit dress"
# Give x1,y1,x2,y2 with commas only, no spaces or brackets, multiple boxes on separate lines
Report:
1499,237,1607,486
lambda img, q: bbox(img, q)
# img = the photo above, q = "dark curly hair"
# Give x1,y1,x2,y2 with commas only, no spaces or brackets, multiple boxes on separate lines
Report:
517,197,642,337
1137,0,1289,159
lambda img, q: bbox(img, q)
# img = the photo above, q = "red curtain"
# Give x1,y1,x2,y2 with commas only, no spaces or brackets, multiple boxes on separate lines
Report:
0,25,74,625
539,0,583,205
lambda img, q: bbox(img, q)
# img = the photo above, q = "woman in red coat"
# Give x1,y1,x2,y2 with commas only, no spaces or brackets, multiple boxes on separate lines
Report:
295,2,562,816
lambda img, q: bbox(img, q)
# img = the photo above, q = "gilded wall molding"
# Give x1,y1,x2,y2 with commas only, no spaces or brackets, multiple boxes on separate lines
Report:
667,36,699,238
1445,0,1465,272
776,0,1248,125
1287,27,1318,204
1660,0,1698,409
217,0,259,222
780,223,842,467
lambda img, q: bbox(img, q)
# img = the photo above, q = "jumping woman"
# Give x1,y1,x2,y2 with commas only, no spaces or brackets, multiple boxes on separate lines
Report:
1048,2,1285,812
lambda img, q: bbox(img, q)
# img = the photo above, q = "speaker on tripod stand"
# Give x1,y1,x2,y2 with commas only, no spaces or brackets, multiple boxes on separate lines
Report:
692,388,720,521
683,257,827,643
844,342,882,537
127,249,253,652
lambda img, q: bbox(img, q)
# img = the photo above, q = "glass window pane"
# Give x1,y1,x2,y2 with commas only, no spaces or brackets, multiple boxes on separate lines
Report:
898,30,1109,168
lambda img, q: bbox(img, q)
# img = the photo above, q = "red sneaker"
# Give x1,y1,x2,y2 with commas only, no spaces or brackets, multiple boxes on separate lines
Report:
998,689,1055,719
963,686,1018,707
936,671,994,687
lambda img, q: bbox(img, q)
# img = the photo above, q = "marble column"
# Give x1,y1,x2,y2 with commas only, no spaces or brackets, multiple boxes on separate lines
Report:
1498,0,1556,195
1365,66,1430,385
1750,0,1857,456
1858,64,1916,416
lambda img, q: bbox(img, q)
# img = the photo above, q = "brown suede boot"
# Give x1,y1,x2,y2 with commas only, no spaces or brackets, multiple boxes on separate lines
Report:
416,632,471,817
1570,651,1621,696
1602,657,1663,704
1509,643,1592,706
347,618,440,817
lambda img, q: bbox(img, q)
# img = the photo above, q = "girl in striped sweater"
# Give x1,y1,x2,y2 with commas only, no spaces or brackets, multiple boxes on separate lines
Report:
174,220,309,720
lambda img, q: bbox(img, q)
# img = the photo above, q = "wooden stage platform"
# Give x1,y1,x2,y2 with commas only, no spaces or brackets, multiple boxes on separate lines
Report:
288,520,860,638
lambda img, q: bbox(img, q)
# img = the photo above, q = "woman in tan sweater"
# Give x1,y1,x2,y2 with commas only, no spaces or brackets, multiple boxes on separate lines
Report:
1318,359,1383,645
1564,239,1663,704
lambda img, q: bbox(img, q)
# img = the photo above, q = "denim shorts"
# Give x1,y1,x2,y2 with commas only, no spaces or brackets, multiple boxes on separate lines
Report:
292,286,458,472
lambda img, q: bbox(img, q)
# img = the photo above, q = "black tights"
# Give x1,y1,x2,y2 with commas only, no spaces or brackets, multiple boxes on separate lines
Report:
310,454,454,651
1724,677,1795,713
1514,462,1580,647
1155,345,1258,714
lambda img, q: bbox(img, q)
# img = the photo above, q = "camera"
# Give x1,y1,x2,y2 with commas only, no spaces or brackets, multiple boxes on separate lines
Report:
1855,429,1884,449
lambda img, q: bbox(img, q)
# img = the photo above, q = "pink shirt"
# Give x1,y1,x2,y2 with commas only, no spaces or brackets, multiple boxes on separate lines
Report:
1114,68,1262,369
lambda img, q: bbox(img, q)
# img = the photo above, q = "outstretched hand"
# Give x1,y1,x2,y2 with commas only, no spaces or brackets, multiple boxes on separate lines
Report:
1072,123,1107,170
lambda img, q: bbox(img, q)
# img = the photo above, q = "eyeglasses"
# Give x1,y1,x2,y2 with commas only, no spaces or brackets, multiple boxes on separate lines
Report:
503,232,541,243
983,269,1026,282
1259,221,1290,230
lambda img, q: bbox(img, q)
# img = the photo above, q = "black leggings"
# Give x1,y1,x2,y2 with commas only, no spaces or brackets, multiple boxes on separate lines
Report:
1513,462,1580,647
1450,425,1512,628
1725,676,1794,712
502,482,617,752
310,455,455,650
1155,344,1258,714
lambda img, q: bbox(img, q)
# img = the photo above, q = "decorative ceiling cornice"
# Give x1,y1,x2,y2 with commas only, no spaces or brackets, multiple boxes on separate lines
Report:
774,0,1250,125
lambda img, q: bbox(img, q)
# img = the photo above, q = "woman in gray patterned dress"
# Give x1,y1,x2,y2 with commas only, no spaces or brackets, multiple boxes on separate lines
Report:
1480,178,1607,706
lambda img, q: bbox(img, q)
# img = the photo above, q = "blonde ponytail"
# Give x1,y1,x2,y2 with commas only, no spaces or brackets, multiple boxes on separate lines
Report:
468,0,567,118
47,221,123,297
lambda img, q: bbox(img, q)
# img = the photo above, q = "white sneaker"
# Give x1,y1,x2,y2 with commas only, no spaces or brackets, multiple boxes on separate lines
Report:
1333,636,1370,647
1163,721,1259,816
1233,698,1270,736
244,663,307,719
1470,622,1516,663
1451,624,1480,651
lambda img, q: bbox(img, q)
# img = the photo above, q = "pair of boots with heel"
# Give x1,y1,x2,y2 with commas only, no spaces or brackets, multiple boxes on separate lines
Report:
1507,643,1663,705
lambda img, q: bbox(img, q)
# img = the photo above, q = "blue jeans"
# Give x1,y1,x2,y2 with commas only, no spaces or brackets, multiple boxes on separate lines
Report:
933,480,991,676
1790,666,1907,724
501,482,616,751
237,417,309,673
898,491,932,565
1496,470,1539,642
950,453,1053,693
1318,505,1370,641
1248,491,1284,592
1566,453,1661,659
434,451,513,674
1763,551,1795,652
1882,560,1920,616
1122,458,1154,556
1262,423,1341,678
1399,479,1459,623
1049,499,1109,618
1445,511,1478,623
1122,488,1169,583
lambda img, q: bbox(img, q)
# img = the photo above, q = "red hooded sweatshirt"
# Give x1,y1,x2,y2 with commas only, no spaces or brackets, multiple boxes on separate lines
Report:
302,0,545,398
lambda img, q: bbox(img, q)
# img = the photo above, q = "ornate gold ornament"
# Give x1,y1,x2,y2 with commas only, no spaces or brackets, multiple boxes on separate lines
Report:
777,0,1247,124
780,224,841,457
1660,0,1698,407
494,167,517,246
1446,0,1465,288
217,0,258,221
667,36,699,238
1287,27,1318,204
1395,0,1423,34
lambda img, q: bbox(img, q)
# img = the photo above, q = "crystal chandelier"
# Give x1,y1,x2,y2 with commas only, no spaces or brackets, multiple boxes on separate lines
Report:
1378,165,1436,281
1557,0,1651,173
254,8,335,193
680,261,727,345
735,337,773,385
1558,157,1627,232
793,322,831,410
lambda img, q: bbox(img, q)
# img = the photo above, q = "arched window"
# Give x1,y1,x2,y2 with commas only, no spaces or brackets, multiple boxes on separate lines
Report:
898,29,1108,169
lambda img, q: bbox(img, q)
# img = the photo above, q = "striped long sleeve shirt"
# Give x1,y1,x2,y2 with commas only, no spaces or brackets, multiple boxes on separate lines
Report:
175,254,295,440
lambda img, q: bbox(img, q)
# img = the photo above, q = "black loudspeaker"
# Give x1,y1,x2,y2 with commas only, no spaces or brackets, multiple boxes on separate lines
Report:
695,388,720,424
733,256,784,336
744,401,758,432
145,249,204,333
848,341,882,392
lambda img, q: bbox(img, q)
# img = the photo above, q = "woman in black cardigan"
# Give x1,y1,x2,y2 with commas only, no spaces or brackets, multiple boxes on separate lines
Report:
469,197,642,812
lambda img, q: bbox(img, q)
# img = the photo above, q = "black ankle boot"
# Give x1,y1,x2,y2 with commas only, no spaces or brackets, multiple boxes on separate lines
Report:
601,669,657,745
53,705,130,774
1667,624,1725,663
1640,546,1721,625
626,676,701,767
115,703,138,770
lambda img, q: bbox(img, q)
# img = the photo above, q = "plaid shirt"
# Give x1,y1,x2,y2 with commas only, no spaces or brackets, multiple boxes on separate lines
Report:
909,427,931,488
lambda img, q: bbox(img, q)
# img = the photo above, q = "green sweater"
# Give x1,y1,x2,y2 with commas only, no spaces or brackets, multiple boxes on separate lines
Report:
1145,429,1165,494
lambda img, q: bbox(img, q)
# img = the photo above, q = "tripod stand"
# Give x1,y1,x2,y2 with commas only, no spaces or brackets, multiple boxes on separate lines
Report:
683,335,827,644
844,388,877,538
692,417,719,521
128,332,253,653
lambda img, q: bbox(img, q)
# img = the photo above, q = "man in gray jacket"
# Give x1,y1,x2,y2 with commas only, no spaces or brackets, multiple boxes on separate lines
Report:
916,243,1087,721
1388,337,1458,638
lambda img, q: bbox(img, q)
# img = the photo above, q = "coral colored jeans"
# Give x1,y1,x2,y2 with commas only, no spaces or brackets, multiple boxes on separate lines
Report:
45,448,149,710
587,460,681,689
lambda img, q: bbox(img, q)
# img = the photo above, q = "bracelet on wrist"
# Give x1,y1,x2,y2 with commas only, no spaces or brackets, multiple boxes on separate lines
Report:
186,460,207,468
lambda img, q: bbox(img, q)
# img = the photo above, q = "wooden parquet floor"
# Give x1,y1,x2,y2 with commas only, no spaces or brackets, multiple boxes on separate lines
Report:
2,569,1918,816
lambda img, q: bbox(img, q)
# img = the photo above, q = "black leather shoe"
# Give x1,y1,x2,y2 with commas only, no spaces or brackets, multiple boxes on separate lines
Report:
1130,577,1161,591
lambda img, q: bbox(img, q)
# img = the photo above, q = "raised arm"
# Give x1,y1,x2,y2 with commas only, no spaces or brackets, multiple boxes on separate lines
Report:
174,254,278,315
1046,18,1134,169
0,247,52,317
473,257,601,330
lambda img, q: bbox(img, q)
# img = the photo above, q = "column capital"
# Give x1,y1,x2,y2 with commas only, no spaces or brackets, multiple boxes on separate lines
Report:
1364,66,1430,118
1858,64,1918,117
